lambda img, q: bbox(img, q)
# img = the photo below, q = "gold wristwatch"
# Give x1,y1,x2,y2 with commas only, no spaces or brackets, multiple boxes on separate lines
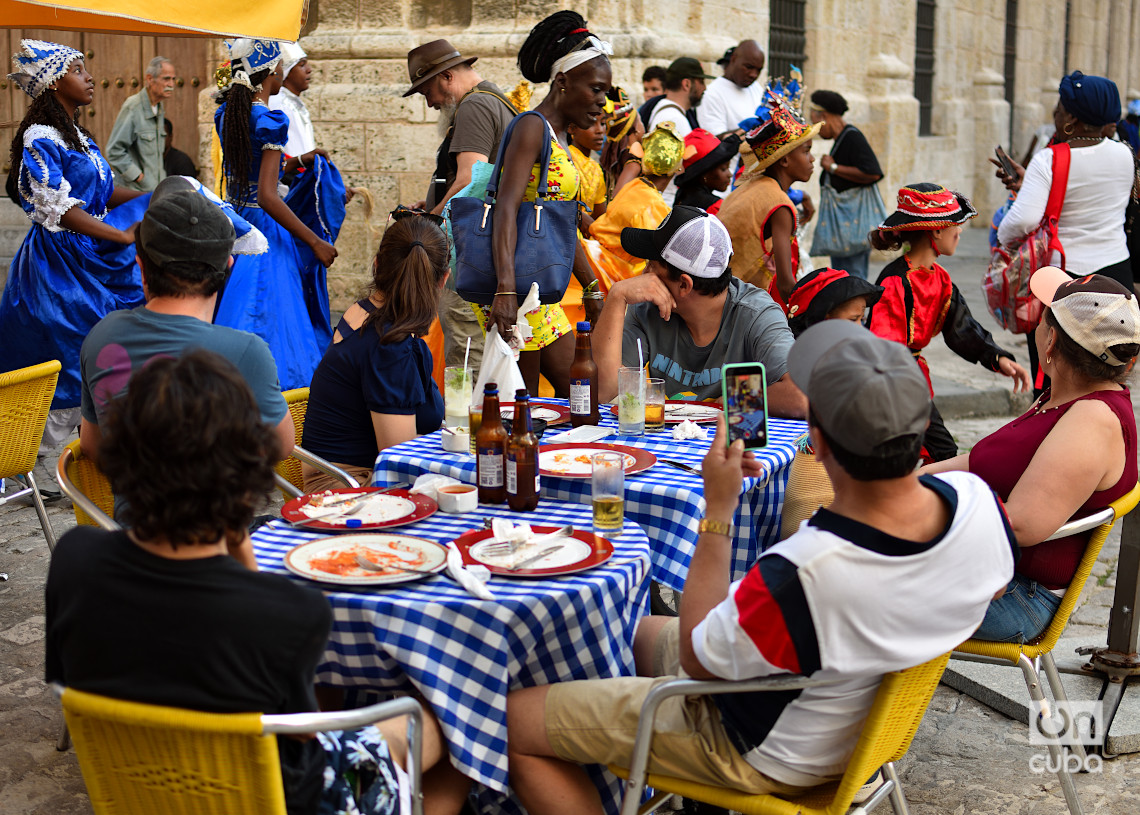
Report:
698,517,733,537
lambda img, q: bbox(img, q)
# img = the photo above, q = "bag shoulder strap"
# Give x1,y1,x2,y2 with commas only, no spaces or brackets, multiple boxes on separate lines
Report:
822,125,855,186
483,110,554,201
461,86,519,116
1044,143,1071,220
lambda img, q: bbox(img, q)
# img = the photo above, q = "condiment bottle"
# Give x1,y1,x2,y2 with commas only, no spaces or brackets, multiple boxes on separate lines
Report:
506,388,540,512
476,383,508,504
569,321,600,427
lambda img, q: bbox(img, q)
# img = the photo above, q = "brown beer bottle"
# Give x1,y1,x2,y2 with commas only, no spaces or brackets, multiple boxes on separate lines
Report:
569,321,600,427
476,383,508,504
506,389,540,512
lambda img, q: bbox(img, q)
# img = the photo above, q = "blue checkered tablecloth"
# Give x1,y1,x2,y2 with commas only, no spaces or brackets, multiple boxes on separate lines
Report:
252,500,651,814
373,401,807,590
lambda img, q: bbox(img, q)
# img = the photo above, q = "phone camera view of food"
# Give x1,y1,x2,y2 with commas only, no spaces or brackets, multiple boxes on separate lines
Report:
725,371,768,448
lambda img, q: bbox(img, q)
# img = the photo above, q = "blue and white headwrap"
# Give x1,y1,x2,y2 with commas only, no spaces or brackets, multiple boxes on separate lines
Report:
8,39,84,99
223,38,283,91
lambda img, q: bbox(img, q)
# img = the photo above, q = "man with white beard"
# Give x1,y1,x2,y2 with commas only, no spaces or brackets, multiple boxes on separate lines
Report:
404,39,517,370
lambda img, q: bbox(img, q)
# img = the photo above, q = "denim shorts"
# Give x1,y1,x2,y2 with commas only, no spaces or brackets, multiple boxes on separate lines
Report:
973,573,1063,644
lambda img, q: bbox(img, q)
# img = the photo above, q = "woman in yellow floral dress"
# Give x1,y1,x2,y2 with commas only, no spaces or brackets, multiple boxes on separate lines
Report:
476,10,608,396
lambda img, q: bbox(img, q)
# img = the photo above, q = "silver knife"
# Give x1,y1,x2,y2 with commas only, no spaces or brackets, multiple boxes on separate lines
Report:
509,544,563,571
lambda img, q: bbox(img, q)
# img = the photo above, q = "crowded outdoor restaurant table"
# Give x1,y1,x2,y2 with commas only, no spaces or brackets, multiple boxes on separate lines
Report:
372,398,808,590
251,497,652,814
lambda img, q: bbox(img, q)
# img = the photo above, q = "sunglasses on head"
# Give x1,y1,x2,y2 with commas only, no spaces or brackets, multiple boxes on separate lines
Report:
388,205,445,227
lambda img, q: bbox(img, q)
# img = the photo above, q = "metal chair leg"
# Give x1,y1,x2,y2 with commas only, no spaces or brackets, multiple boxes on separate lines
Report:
1019,654,1084,815
1041,651,1091,765
25,470,56,552
882,762,909,815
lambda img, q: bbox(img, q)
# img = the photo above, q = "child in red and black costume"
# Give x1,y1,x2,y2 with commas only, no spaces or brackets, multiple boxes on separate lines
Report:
787,267,883,338
674,129,741,216
867,183,1031,460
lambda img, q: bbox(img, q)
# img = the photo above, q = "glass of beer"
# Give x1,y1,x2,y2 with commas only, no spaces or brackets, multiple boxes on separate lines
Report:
591,451,624,533
645,378,666,431
444,366,473,429
617,367,645,436
468,405,482,455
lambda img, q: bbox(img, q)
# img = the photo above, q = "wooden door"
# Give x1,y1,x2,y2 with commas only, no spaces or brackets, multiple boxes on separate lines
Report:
85,33,146,154
154,38,212,163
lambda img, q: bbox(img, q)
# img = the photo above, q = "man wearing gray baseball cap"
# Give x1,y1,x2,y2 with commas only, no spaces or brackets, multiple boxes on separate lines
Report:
78,176,294,567
505,320,1015,811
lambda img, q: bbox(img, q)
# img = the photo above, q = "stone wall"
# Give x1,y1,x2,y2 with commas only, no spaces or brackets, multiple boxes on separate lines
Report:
195,0,1140,309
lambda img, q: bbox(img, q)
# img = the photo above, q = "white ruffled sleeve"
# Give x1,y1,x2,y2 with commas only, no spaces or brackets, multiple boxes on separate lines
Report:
21,130,85,232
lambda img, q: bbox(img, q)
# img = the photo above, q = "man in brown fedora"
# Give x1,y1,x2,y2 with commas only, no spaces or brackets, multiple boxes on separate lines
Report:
405,38,518,370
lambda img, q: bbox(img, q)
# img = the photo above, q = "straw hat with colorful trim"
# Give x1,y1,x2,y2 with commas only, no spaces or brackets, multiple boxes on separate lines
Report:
743,107,821,176
876,183,977,232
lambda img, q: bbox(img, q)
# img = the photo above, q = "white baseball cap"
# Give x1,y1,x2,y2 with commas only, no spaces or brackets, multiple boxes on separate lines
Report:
620,206,733,279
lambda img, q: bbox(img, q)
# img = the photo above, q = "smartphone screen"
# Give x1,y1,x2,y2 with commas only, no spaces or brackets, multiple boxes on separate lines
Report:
721,363,768,448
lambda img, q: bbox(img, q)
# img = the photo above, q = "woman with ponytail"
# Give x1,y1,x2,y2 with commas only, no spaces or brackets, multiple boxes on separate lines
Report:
301,215,448,491
1,40,146,459
475,10,610,396
214,38,338,391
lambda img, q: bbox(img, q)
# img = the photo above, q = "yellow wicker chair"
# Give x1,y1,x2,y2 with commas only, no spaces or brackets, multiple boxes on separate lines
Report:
275,387,309,492
60,686,425,815
0,360,61,550
273,388,361,498
57,439,119,530
951,483,1140,815
612,652,952,815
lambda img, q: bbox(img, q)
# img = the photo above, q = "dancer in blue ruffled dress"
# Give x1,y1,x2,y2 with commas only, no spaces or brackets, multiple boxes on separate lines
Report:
2,40,147,456
214,38,345,391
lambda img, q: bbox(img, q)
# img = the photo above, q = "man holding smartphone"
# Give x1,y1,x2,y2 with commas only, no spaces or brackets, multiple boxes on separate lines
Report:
505,321,1015,814
591,206,807,418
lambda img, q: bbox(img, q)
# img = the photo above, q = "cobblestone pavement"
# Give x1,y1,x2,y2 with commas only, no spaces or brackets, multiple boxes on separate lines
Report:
3,397,1140,814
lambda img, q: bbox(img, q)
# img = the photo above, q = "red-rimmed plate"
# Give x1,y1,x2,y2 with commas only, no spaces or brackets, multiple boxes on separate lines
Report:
452,525,614,577
284,533,448,586
537,442,656,478
498,401,572,426
281,487,437,532
609,399,721,424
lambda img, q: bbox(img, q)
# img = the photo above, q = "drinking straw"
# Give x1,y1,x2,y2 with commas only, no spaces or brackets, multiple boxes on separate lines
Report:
463,336,473,406
637,338,644,372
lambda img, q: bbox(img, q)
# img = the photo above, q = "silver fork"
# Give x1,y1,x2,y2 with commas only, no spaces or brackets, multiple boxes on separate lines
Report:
480,524,574,556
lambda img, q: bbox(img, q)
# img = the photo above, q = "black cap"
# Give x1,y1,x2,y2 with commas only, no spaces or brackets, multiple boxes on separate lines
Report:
138,176,235,273
666,57,716,83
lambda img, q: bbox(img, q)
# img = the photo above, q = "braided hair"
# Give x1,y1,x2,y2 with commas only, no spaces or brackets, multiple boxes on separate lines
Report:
7,90,94,201
216,67,271,207
517,10,594,83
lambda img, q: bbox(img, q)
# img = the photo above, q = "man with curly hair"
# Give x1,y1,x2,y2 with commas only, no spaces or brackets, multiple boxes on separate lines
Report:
47,351,471,815
78,176,294,566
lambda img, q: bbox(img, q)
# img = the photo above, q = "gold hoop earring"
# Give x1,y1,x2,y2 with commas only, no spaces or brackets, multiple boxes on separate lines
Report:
560,87,566,93
1046,355,1051,365
1063,122,1075,136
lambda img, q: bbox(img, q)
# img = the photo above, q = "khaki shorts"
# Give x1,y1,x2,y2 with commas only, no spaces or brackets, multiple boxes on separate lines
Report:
544,619,809,797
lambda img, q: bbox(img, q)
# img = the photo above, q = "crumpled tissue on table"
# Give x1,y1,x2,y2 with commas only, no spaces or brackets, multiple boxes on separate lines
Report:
672,419,708,441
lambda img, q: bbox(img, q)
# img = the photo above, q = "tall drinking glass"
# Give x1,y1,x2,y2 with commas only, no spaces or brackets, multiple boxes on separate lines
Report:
645,378,666,431
444,366,473,429
617,367,645,436
591,452,625,533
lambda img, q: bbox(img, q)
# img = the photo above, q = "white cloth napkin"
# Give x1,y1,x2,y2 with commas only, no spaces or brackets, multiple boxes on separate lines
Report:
672,419,708,441
409,473,461,502
446,544,495,600
545,425,614,444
